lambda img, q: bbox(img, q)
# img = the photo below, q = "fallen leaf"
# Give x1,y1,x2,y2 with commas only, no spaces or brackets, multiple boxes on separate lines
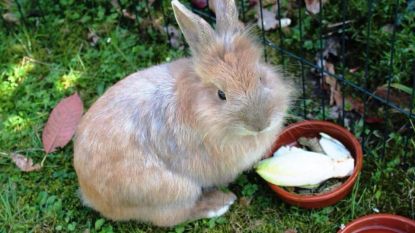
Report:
122,9,135,20
3,12,19,24
305,0,326,15
238,196,252,207
110,0,121,12
257,7,291,31
164,25,183,49
373,86,411,107
42,93,84,153
323,38,340,61
323,62,343,107
365,117,384,124
11,153,41,172
349,66,360,73
258,7,278,31
249,0,258,6
284,229,298,233
381,24,394,33
87,29,100,47
191,0,207,9
346,96,364,114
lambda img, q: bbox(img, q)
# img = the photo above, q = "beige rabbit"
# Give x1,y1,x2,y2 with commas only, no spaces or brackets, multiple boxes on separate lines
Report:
73,0,293,227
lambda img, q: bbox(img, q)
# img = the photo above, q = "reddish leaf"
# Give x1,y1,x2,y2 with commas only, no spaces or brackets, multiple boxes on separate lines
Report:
249,0,258,6
374,86,411,107
191,0,207,9
11,153,41,172
365,117,384,124
346,96,364,115
349,66,360,73
42,93,84,153
284,229,298,233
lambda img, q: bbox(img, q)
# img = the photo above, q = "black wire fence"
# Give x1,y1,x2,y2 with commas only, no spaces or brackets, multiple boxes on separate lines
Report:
167,0,415,161
4,0,415,160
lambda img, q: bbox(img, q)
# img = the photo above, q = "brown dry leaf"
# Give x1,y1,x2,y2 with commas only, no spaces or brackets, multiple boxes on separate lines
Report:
305,0,327,15
11,153,41,172
284,229,298,233
346,96,364,114
323,62,343,107
110,0,137,20
373,86,411,107
332,88,343,108
122,9,135,20
110,0,121,11
3,12,19,24
238,196,252,207
42,93,84,153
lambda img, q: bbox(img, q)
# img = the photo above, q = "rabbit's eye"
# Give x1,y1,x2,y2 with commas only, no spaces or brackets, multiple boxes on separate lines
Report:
218,90,226,100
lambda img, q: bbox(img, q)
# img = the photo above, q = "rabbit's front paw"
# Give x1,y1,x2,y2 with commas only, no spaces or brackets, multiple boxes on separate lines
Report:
195,190,236,218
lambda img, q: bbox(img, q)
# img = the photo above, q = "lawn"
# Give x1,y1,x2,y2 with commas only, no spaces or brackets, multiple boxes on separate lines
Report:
1,1,414,232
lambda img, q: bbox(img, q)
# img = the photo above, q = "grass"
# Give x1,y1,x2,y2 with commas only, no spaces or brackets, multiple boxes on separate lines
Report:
1,1,414,232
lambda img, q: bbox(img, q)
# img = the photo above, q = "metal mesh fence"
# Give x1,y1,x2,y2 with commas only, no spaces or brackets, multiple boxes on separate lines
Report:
163,0,415,160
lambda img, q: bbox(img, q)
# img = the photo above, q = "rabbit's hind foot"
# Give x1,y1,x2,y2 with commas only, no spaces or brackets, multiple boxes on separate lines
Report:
193,189,237,219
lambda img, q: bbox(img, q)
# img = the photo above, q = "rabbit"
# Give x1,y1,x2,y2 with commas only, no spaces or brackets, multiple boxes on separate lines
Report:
73,0,293,227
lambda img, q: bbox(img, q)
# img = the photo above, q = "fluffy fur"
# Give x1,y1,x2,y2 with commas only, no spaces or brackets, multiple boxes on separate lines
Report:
73,0,293,226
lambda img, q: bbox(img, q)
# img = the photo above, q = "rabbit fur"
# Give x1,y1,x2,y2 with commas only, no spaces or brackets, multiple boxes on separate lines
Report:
73,0,293,227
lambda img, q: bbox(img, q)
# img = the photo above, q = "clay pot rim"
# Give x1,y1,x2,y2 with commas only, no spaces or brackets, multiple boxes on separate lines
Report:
266,120,363,202
339,213,415,232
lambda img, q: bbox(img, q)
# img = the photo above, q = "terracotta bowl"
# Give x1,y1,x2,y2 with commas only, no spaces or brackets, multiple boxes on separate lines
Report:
338,214,415,233
264,120,363,208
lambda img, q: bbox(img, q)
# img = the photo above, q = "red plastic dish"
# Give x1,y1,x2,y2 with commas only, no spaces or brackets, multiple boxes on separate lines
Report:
338,214,415,233
264,120,363,208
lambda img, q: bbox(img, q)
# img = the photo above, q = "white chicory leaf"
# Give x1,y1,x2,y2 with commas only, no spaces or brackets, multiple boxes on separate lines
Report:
257,148,354,187
319,132,352,161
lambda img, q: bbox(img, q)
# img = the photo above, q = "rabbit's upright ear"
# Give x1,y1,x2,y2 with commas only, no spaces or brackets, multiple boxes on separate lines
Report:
172,0,215,55
210,0,243,34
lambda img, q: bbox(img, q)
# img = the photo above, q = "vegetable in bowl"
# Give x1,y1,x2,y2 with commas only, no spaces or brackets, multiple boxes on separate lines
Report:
256,133,355,194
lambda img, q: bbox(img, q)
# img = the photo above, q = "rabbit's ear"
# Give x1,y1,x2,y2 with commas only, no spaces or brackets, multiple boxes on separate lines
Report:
172,0,215,54
210,0,242,34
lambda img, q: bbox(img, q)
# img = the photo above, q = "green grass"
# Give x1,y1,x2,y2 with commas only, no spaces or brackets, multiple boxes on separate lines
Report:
1,1,414,232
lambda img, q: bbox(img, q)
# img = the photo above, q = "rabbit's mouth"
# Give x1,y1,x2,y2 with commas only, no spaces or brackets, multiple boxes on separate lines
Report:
236,123,275,136
238,128,259,136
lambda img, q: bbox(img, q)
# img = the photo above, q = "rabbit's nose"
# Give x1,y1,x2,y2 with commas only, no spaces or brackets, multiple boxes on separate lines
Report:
249,119,270,132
